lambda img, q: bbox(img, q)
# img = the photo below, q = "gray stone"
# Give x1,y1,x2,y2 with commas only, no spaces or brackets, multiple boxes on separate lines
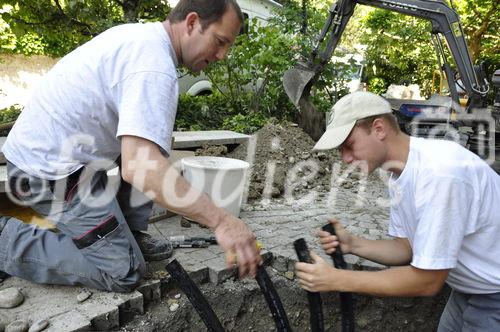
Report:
76,290,92,303
5,320,28,332
27,320,49,332
0,288,24,309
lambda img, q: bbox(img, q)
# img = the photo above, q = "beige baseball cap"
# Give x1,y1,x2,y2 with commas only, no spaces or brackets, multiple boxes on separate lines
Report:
313,91,392,150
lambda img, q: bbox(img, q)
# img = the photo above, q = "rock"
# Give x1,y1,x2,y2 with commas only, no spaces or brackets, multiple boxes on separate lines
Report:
28,320,49,332
5,320,29,332
76,290,92,303
169,303,179,312
284,271,294,280
0,287,24,309
174,294,181,299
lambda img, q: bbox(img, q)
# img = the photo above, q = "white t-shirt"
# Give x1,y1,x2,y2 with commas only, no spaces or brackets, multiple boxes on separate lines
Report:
388,137,500,294
3,22,178,180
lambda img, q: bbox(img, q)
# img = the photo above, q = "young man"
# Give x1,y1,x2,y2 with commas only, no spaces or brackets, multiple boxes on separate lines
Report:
0,0,261,292
295,91,500,330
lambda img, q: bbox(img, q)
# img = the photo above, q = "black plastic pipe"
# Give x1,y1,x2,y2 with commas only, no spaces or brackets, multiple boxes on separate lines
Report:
322,223,355,332
294,238,325,332
165,259,224,332
255,265,293,332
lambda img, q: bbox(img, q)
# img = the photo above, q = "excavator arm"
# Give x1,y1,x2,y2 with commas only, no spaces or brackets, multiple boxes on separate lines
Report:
283,0,489,112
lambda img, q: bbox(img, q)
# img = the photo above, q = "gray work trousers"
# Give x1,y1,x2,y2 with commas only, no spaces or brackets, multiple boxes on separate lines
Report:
0,161,152,292
438,289,500,331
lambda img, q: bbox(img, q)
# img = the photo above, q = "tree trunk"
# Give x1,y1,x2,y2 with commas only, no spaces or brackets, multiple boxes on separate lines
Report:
301,0,307,34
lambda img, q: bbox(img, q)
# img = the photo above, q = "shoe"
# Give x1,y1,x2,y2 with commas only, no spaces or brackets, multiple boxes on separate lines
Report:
132,231,173,261
0,271,9,283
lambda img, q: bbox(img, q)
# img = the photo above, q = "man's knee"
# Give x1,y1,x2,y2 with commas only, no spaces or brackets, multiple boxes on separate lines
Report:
104,268,144,293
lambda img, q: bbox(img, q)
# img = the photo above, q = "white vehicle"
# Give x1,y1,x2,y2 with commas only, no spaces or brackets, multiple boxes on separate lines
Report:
168,0,282,95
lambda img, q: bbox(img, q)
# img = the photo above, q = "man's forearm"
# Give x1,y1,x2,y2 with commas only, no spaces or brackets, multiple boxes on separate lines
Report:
350,237,412,266
336,266,448,297
120,137,226,229
143,158,226,229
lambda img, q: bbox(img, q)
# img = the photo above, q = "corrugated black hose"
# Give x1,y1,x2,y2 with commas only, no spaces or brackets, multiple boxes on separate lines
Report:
294,238,325,332
166,259,224,332
255,265,293,332
322,223,355,332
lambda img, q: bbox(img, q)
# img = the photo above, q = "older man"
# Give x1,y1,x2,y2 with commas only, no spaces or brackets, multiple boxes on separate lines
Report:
0,0,261,292
296,91,500,331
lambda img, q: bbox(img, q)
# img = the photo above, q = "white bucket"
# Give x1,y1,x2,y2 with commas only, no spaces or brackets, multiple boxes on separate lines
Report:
181,156,249,217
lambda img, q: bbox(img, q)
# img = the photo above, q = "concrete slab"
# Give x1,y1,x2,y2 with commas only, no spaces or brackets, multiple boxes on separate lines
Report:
172,130,250,149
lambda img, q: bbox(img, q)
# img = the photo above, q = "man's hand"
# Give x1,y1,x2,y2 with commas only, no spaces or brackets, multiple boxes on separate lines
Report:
318,219,353,255
214,213,262,279
295,251,338,292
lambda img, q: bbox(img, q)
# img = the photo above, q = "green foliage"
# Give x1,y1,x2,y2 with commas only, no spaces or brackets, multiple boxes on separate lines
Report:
455,0,499,66
361,9,437,96
359,0,499,96
180,3,358,133
176,3,359,133
0,0,171,57
0,103,22,123
176,93,231,131
204,18,298,119
222,112,268,134
367,77,386,95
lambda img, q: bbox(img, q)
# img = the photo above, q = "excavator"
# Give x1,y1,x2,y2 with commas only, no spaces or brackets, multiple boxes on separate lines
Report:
282,0,500,172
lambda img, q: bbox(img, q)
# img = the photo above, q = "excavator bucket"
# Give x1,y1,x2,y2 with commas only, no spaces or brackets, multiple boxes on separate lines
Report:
282,61,317,108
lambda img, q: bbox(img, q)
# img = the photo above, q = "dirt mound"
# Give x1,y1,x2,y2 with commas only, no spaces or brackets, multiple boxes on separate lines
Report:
224,122,376,201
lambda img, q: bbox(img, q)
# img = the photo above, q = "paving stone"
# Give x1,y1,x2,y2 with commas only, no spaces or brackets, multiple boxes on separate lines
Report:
186,249,218,262
47,310,91,332
79,302,119,331
182,263,209,284
116,291,145,325
204,257,237,285
136,280,161,304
